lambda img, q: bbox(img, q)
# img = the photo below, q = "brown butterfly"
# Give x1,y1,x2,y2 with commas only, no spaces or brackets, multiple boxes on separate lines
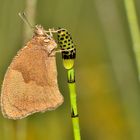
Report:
1,25,63,119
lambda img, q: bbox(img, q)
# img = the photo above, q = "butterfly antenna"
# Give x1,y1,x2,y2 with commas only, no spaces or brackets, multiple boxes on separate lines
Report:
18,12,33,29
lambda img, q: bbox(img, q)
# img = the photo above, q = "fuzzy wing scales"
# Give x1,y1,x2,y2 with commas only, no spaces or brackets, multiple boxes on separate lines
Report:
1,44,63,119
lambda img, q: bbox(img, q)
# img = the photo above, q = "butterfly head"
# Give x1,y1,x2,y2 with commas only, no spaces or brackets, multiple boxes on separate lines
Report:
34,25,47,36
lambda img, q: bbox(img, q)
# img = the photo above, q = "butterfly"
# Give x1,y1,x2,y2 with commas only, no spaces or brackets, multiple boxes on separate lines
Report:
1,25,63,120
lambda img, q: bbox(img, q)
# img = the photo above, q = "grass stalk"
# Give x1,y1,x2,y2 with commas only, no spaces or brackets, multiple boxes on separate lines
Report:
16,0,37,140
124,0,140,78
67,68,81,140
57,28,81,140
23,0,37,42
16,120,27,140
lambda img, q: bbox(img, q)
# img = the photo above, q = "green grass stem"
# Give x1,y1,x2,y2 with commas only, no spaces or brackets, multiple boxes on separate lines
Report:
124,0,140,78
67,68,81,140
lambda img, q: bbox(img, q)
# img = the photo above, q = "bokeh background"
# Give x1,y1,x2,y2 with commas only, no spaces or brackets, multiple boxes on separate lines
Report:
1,0,140,140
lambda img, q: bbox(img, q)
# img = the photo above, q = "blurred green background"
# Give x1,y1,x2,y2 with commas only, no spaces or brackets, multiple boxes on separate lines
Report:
1,0,140,140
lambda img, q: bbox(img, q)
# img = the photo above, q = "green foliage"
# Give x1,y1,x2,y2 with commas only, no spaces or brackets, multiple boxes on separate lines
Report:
1,0,140,140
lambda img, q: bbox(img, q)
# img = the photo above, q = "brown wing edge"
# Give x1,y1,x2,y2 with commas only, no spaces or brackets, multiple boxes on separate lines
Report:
1,67,64,120
1,53,64,120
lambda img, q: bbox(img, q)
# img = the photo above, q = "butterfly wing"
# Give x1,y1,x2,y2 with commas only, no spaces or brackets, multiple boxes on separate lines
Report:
1,38,63,119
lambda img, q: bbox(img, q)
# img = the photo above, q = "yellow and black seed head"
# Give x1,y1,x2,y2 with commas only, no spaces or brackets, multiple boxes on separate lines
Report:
57,28,76,69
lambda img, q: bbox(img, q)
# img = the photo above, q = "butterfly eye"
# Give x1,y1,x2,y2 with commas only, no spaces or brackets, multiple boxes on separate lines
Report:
44,39,50,43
